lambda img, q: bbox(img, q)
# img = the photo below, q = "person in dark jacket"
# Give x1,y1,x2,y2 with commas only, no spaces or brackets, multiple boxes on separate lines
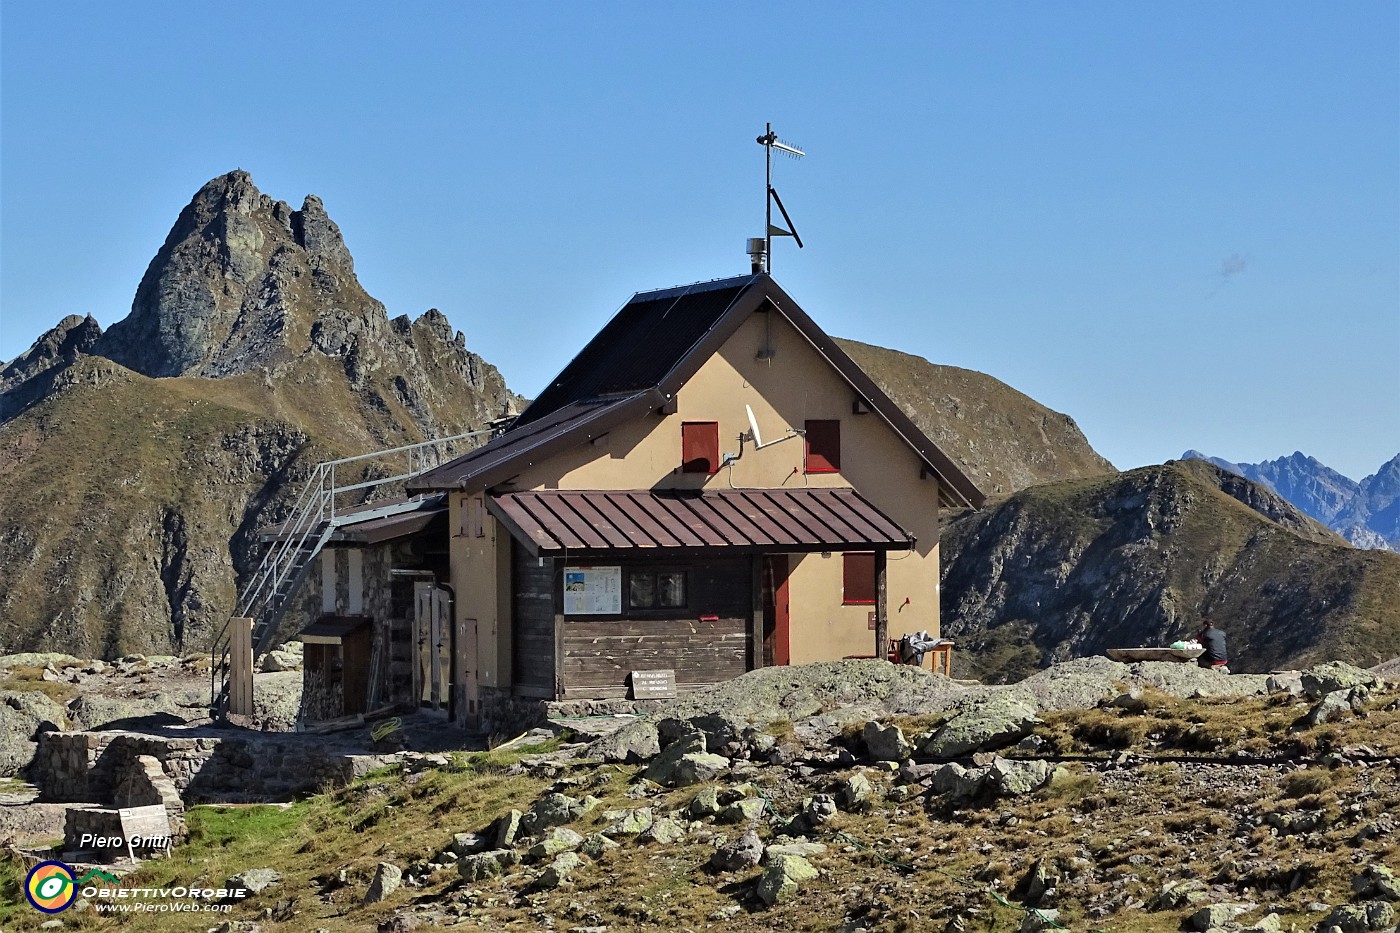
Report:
1196,619,1229,672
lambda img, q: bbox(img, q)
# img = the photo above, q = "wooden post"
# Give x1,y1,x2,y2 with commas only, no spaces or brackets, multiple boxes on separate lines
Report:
228,617,254,716
552,559,565,700
874,552,888,662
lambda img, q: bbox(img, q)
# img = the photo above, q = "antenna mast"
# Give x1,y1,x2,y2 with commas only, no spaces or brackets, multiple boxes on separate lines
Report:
753,122,804,273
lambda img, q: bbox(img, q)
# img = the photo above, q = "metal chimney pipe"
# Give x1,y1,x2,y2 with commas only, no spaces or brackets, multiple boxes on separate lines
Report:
746,237,767,274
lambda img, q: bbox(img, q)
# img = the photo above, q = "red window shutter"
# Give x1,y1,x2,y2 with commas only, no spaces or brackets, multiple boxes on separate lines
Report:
681,421,720,474
804,420,840,473
843,552,876,605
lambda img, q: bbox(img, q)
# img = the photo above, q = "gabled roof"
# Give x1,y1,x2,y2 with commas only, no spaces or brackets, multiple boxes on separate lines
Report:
410,273,985,507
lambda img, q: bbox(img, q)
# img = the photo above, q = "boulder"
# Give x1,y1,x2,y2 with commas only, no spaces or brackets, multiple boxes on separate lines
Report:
457,849,520,882
1149,879,1209,911
861,721,911,761
585,720,661,763
838,772,875,811
527,827,583,860
1239,914,1282,933
1316,901,1395,933
755,854,819,906
666,713,744,754
1353,864,1400,901
0,653,82,669
639,817,686,845
602,807,654,836
919,695,1039,758
0,691,67,776
449,832,486,857
259,649,302,673
1012,859,1057,906
579,833,620,859
932,762,986,799
986,758,1053,798
689,786,722,818
1306,689,1366,726
1189,903,1247,931
642,728,706,785
1301,662,1379,699
535,852,582,890
362,862,401,904
717,798,767,824
763,841,826,861
523,793,583,832
674,752,730,786
1265,673,1304,696
710,830,765,871
227,868,281,895
1018,909,1061,933
493,809,523,848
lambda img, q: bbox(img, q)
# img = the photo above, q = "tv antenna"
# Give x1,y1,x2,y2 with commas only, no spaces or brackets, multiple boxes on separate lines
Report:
750,122,804,273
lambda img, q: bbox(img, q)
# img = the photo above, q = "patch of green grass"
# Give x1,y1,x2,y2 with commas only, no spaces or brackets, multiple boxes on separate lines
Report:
0,666,79,707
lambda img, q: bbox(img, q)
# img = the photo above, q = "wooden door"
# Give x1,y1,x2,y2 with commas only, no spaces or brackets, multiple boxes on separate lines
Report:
414,584,450,709
761,555,790,666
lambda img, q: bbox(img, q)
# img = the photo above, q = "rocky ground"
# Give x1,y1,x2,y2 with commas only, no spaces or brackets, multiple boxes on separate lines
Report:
0,649,304,775
3,656,1395,932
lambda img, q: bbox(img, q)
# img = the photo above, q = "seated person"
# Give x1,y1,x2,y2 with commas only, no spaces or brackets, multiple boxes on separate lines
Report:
1196,619,1229,673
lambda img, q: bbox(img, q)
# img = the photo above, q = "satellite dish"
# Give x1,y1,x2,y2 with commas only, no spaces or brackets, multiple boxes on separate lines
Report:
745,405,764,448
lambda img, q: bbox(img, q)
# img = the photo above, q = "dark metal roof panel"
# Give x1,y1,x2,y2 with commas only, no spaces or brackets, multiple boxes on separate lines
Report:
486,488,915,555
514,276,756,428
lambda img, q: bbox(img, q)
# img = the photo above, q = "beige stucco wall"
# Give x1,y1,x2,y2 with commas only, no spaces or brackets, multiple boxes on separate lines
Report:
499,308,943,657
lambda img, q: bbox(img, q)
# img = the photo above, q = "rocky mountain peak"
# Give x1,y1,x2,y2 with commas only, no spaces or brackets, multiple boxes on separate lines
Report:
0,313,104,421
1183,449,1398,552
94,170,379,379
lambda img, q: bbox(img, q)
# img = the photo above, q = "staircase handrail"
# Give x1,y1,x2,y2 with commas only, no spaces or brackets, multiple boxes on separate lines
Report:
208,428,490,715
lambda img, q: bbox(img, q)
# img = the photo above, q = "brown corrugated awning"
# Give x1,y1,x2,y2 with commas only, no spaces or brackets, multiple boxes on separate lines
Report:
488,488,916,556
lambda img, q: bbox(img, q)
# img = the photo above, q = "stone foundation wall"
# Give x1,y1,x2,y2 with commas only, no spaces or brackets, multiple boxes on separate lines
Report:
545,697,666,719
31,731,396,805
477,688,548,738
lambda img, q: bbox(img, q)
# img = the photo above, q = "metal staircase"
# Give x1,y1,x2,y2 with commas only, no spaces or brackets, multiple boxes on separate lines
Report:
209,430,488,717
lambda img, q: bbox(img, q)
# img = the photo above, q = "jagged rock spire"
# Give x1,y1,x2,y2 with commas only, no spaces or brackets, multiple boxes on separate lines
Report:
96,170,376,378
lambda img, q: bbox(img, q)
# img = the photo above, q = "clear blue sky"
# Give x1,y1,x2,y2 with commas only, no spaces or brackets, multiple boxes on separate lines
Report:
3,3,1397,481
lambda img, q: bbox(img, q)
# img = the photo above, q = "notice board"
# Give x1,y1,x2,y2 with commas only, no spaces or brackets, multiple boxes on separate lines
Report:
563,566,622,615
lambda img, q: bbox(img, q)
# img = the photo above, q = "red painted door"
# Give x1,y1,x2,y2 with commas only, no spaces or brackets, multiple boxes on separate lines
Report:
761,555,790,666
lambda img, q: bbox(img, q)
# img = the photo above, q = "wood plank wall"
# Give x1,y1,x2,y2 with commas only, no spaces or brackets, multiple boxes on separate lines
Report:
511,542,557,695
560,558,751,698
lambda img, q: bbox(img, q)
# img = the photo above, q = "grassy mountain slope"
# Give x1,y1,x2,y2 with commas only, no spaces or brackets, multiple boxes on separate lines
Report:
941,459,1400,681
837,338,1116,495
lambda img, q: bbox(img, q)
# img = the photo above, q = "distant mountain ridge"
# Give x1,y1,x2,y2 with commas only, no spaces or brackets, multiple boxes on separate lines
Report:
1182,450,1400,552
941,459,1400,681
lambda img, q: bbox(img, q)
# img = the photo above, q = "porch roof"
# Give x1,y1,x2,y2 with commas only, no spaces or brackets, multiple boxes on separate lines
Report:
488,487,915,556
